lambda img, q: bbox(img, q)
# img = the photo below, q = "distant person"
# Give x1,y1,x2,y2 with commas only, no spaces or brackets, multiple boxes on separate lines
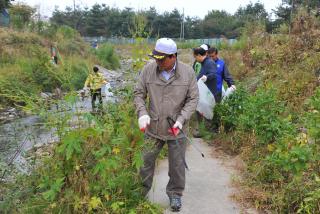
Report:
208,47,235,103
50,43,59,65
91,40,98,49
83,66,107,111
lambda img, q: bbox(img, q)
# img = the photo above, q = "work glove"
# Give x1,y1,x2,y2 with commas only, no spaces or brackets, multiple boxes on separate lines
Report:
138,115,150,132
168,121,182,136
200,75,207,82
230,85,236,90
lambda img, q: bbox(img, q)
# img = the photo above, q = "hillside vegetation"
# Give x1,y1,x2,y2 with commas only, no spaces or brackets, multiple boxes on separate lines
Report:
0,29,159,212
212,10,320,213
0,25,120,110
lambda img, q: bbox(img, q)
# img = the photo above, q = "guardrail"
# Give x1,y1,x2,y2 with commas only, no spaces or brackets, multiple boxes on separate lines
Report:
83,37,237,46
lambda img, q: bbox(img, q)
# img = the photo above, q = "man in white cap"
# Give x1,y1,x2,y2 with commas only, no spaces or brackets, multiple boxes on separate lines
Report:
134,38,199,212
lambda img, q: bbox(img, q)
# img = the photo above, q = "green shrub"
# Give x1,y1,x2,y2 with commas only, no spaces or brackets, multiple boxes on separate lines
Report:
305,87,320,143
177,41,199,49
213,86,249,131
131,38,151,73
214,86,295,145
93,43,120,70
56,25,78,40
0,94,161,213
238,87,295,145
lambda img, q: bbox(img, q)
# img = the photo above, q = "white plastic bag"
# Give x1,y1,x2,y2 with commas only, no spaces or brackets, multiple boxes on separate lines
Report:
196,80,216,120
222,87,236,102
221,85,226,97
104,83,113,97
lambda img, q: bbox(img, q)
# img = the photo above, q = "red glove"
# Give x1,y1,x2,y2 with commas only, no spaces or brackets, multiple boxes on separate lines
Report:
168,121,182,136
168,127,179,136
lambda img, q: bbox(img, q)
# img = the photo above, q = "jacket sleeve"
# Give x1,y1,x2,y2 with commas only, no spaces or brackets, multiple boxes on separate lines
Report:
99,73,107,84
196,67,204,80
84,75,91,88
222,63,235,87
133,68,149,118
177,72,199,125
205,62,217,81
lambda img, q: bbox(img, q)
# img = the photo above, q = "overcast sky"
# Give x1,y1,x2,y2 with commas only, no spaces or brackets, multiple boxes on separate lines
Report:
19,0,283,19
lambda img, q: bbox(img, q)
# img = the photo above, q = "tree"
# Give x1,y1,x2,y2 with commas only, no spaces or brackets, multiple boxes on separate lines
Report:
0,0,11,11
143,7,157,37
9,3,35,29
202,10,238,38
85,4,108,36
159,9,182,38
235,2,268,23
184,16,203,39
272,0,320,31
129,12,151,38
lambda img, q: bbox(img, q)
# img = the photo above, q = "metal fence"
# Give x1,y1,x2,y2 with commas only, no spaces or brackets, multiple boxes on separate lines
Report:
83,37,237,46
0,9,10,27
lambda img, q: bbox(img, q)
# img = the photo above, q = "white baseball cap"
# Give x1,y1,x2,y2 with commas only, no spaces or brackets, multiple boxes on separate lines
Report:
149,38,177,60
200,44,209,51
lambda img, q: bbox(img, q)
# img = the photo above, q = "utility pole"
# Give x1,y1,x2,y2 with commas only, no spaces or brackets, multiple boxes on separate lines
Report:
180,20,182,41
73,0,76,13
180,8,185,41
36,4,41,33
182,8,185,40
289,0,294,34
73,0,77,30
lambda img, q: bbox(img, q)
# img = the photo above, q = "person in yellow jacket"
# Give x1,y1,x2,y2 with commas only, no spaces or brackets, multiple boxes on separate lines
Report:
83,66,107,111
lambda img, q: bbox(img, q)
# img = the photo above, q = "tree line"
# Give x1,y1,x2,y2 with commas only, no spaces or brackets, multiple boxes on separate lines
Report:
50,3,268,39
2,0,320,39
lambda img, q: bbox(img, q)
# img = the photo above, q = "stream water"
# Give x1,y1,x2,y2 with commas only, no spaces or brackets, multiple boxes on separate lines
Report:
0,66,125,179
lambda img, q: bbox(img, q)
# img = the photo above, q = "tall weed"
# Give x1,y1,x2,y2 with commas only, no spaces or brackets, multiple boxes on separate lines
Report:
0,93,161,213
93,43,120,70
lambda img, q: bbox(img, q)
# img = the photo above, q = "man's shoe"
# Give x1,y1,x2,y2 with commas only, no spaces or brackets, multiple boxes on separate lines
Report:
192,130,202,138
169,195,182,212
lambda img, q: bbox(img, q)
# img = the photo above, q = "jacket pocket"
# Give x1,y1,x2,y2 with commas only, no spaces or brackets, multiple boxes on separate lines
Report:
148,111,159,135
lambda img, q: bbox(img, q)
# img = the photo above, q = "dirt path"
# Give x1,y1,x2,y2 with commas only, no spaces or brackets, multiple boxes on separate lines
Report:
147,138,256,214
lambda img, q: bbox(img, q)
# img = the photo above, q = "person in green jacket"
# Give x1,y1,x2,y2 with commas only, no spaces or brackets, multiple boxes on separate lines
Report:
83,66,107,111
192,44,210,75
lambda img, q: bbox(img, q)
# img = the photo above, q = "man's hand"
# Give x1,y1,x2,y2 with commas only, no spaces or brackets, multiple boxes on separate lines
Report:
200,75,207,82
230,85,236,90
138,115,150,132
169,121,182,136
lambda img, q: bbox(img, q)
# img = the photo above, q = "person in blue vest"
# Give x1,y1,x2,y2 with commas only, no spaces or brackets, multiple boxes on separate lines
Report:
208,47,235,103
91,39,98,49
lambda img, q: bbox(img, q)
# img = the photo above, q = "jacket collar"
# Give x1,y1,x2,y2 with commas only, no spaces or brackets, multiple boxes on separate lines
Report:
201,56,210,64
156,60,180,83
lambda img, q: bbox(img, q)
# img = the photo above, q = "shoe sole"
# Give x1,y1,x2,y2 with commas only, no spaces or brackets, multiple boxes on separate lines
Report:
171,207,181,212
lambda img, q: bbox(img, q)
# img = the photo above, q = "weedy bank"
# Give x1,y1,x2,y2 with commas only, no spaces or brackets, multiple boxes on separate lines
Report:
208,10,320,213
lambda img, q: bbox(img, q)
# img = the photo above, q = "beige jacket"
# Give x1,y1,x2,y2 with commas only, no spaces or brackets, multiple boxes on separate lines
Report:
134,60,199,141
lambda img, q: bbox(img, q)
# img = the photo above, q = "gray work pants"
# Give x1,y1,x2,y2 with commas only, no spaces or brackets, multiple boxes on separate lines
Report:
140,136,187,197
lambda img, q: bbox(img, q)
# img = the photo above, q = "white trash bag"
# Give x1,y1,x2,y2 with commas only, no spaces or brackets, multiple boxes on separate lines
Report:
196,80,216,120
104,83,113,97
221,85,226,97
222,86,236,102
